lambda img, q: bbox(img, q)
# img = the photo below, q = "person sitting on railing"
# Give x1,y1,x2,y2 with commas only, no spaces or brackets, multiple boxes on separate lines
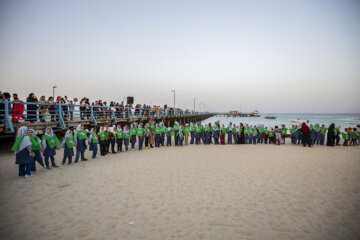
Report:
62,96,69,121
80,98,86,120
26,93,38,123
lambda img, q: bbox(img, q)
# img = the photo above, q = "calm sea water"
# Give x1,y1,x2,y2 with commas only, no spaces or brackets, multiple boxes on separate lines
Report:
201,113,360,131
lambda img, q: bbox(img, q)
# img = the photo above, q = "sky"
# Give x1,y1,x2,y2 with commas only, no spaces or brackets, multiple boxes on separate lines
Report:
0,0,359,113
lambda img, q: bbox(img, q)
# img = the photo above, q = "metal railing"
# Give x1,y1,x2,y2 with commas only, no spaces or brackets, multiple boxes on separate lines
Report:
0,100,212,133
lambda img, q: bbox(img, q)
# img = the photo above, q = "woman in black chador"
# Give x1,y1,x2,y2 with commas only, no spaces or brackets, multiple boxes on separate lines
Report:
238,123,245,144
326,123,336,147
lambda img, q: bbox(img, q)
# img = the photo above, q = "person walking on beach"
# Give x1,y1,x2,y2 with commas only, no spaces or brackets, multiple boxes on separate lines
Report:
29,128,45,172
115,125,123,152
238,123,245,144
190,122,195,144
89,128,98,158
137,123,144,151
220,124,226,145
123,125,130,151
300,123,311,147
98,126,107,156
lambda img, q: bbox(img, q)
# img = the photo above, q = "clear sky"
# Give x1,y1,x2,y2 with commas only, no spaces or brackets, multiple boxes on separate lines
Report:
1,0,359,113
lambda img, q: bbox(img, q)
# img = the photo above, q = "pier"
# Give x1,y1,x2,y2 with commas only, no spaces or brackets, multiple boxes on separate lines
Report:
0,101,214,135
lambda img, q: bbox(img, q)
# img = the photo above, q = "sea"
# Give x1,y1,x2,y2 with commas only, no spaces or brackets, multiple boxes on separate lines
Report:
201,113,360,131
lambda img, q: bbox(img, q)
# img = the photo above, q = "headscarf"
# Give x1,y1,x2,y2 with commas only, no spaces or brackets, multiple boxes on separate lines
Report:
65,129,72,138
15,126,32,154
328,123,335,132
90,128,94,133
301,123,309,133
76,124,82,130
138,123,143,129
117,125,122,130
45,127,54,136
29,128,37,138
123,125,129,133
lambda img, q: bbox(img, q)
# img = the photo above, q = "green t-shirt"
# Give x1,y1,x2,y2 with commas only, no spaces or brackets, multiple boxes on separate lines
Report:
137,128,144,137
320,127,327,134
221,127,227,134
183,126,190,134
64,136,74,148
160,126,167,133
281,128,287,135
11,136,25,152
149,124,155,130
90,133,98,144
76,130,87,140
173,125,180,131
154,127,161,135
195,126,201,133
116,129,123,139
169,129,175,136
30,136,41,151
130,128,137,136
43,135,60,149
342,132,349,139
253,128,257,135
268,131,274,137
98,131,106,141
124,131,131,139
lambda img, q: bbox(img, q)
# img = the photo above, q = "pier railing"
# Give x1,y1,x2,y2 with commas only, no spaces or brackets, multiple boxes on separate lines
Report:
0,101,213,133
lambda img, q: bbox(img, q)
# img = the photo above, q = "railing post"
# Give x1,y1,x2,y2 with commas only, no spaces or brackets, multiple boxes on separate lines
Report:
58,103,66,129
90,105,97,125
4,100,14,133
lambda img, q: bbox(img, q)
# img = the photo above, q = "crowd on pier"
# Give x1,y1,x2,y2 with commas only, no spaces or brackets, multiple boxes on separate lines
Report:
0,91,186,124
11,120,360,177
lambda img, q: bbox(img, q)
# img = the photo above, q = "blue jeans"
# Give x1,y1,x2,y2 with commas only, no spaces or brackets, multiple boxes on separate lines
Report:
160,134,165,146
75,150,85,162
138,136,144,150
248,135,253,144
167,136,172,146
19,162,32,176
155,134,161,147
131,135,136,149
228,132,232,144
253,136,257,144
124,139,129,151
44,156,56,167
190,132,195,144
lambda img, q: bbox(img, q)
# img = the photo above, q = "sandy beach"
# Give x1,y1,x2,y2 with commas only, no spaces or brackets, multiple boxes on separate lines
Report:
0,144,359,240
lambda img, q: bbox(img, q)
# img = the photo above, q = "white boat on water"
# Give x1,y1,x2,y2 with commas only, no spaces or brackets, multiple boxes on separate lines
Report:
290,119,307,123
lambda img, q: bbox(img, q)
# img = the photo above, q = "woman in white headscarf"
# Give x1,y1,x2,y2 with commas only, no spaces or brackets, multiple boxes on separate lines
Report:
115,125,123,152
11,126,33,177
28,128,45,172
74,124,88,162
109,126,117,154
59,129,74,165
130,123,137,151
98,126,107,156
42,127,60,168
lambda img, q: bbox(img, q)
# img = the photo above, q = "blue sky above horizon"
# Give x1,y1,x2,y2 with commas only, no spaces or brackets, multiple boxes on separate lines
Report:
0,0,359,113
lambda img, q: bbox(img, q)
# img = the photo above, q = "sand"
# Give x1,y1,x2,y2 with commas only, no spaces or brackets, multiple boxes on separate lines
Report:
0,143,359,240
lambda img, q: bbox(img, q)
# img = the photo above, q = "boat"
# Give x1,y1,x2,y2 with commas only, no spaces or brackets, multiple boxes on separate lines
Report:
264,115,277,119
251,110,261,117
290,119,307,123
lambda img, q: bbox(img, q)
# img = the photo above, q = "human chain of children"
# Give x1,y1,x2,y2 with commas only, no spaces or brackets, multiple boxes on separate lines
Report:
11,120,360,178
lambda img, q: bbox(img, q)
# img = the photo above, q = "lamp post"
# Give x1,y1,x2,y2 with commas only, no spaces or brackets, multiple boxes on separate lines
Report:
52,86,57,99
171,90,175,116
194,97,196,114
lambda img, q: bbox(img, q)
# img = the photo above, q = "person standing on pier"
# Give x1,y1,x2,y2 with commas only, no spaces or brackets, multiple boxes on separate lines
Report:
42,127,60,168
11,126,33,177
60,129,74,165
74,124,88,162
